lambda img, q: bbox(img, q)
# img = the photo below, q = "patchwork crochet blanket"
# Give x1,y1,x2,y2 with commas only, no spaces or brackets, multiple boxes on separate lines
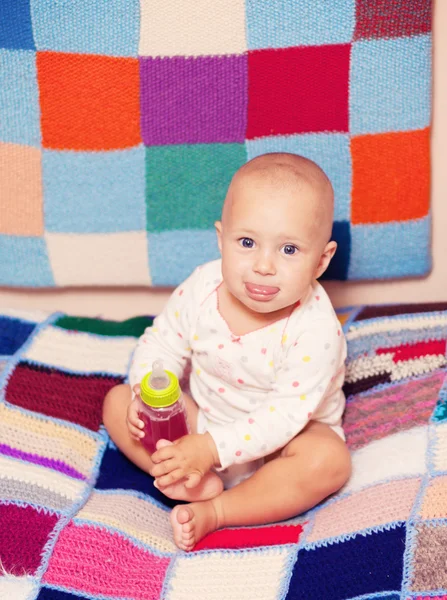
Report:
0,0,432,287
1,302,447,600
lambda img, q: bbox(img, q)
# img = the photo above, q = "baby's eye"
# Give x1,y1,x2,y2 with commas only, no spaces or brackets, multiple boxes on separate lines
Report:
239,238,255,249
281,244,298,255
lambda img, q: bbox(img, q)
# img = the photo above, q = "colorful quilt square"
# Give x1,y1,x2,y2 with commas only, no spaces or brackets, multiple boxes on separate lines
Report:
45,231,151,286
138,0,247,57
308,478,420,544
0,402,99,483
246,0,355,49
0,315,36,355
0,235,54,286
410,524,447,592
5,361,122,431
31,0,139,56
345,427,427,495
419,475,447,519
348,217,431,280
0,0,35,50
0,503,58,575
350,35,431,135
0,452,85,505
0,143,43,235
320,221,351,281
247,133,352,222
43,147,145,233
343,371,445,450
287,525,406,600
77,490,176,553
43,522,171,599
145,143,246,232
54,315,153,338
140,55,247,145
195,523,304,551
0,49,40,146
247,45,350,138
355,0,431,41
148,230,220,286
165,546,296,600
37,51,141,151
22,324,136,376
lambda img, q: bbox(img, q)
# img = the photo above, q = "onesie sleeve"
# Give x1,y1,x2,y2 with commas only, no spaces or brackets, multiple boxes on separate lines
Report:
206,318,346,469
128,267,204,390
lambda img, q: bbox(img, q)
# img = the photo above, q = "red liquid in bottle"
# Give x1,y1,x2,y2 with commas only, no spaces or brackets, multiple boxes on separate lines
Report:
139,403,189,455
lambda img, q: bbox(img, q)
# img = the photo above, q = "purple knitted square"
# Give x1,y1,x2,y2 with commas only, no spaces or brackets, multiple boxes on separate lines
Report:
139,54,247,145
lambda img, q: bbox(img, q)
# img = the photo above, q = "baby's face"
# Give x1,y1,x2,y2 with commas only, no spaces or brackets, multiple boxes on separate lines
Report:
216,174,334,316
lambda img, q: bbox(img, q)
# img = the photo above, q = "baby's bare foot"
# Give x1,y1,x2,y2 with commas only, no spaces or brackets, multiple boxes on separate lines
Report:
170,499,221,551
153,439,223,502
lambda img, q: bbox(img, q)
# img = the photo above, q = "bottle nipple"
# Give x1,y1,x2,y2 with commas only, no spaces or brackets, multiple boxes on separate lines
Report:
148,360,170,391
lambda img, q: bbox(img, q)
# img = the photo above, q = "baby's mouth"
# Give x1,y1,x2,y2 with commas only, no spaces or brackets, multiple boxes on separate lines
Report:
245,282,280,301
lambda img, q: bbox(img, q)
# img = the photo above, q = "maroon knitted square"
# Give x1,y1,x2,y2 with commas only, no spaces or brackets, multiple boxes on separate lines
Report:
5,361,123,431
0,504,59,575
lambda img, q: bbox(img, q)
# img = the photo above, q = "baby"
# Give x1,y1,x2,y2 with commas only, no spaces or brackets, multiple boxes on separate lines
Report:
103,152,351,551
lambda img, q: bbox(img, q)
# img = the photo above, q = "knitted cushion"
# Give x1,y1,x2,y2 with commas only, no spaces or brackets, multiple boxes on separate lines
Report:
0,0,432,286
1,302,447,599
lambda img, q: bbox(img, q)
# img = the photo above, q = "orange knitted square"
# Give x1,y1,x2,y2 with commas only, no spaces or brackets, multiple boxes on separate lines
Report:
0,142,44,236
351,128,430,224
37,51,141,151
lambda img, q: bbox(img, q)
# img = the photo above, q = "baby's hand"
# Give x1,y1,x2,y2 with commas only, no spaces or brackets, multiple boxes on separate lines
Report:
151,433,218,489
126,384,144,441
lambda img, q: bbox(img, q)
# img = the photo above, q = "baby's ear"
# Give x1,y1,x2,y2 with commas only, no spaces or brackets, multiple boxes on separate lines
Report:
214,221,223,253
315,241,337,279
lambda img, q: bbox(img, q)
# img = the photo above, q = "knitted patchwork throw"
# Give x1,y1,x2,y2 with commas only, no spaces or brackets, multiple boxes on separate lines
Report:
1,302,447,599
0,0,432,287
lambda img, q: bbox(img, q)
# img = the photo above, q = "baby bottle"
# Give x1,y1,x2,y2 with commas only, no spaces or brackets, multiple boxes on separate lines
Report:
137,360,190,454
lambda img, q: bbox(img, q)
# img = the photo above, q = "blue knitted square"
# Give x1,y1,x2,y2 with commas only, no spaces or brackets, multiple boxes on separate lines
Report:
36,587,84,599
95,442,179,508
0,236,54,286
0,316,36,355
285,525,406,600
30,0,139,57
247,133,352,222
148,230,220,287
348,217,431,280
350,35,432,135
246,0,355,49
0,49,40,146
0,0,35,50
43,146,146,234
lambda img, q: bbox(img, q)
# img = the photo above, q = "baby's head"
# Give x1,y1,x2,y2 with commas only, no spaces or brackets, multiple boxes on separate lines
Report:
215,152,337,316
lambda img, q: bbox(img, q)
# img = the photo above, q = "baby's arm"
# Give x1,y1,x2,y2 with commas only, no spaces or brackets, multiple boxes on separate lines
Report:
207,319,346,470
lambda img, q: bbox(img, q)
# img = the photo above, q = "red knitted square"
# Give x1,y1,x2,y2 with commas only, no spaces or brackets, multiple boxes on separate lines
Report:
0,504,58,575
194,523,304,551
247,44,350,139
5,361,123,431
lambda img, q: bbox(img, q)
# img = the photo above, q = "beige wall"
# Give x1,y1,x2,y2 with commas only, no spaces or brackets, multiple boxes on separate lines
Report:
1,2,446,319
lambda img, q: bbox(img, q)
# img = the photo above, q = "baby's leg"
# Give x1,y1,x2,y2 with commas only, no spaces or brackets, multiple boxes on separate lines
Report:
102,384,223,501
170,421,351,550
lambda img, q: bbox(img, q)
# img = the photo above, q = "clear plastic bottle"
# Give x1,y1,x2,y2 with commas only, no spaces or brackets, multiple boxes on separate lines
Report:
137,360,190,454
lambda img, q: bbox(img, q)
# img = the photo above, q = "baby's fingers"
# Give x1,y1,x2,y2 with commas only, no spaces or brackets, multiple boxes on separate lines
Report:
127,421,144,440
184,472,202,489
